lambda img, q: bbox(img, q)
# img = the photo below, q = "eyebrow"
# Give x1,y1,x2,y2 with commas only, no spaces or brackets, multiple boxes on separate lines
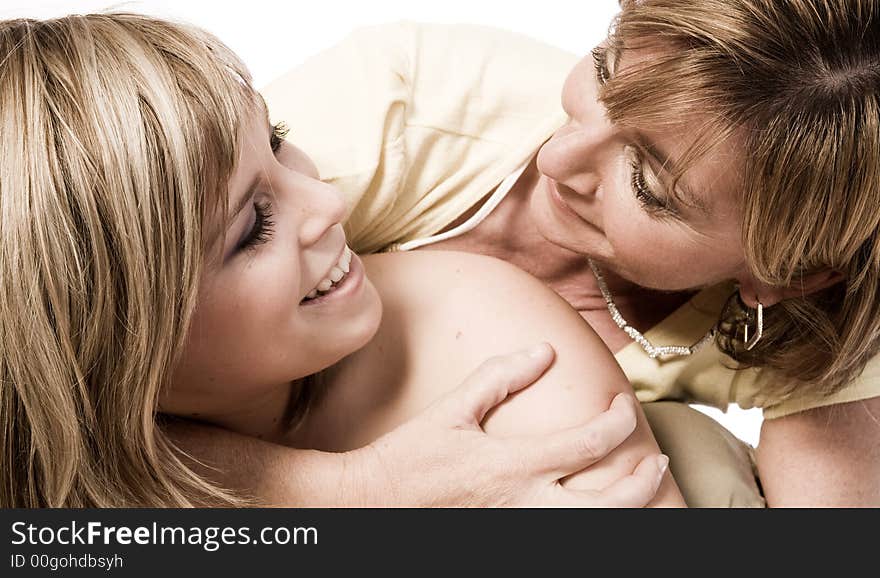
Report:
633,133,710,215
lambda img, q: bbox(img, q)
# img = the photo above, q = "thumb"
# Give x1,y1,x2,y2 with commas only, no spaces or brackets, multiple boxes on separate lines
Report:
434,343,555,428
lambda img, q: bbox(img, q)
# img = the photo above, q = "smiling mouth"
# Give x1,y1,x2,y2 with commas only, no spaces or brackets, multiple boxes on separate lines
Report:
551,181,586,219
300,245,353,304
549,180,605,233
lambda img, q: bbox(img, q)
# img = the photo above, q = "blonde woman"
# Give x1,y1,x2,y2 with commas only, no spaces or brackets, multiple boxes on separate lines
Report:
0,13,678,507
209,0,879,507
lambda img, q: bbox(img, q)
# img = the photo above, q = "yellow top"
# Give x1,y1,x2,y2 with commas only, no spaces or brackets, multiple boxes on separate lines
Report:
261,21,880,419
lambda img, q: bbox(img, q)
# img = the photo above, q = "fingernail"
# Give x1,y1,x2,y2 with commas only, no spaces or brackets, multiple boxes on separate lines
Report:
527,342,551,358
610,393,636,415
657,454,670,478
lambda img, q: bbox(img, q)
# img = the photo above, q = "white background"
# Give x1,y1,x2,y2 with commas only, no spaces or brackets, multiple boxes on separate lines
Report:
3,0,764,446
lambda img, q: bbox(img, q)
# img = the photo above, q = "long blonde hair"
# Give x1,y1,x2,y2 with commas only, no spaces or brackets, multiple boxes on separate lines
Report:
0,13,259,506
602,0,880,402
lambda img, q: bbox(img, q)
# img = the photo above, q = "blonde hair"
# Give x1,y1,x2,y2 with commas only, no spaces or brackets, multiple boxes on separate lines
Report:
0,13,260,506
602,0,880,401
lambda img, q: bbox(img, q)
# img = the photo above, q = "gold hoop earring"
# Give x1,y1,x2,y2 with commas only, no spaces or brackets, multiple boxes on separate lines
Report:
743,301,763,351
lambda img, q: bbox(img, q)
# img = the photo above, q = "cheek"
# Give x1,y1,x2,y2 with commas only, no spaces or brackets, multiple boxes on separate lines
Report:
600,191,686,282
230,254,307,360
178,254,305,388
602,204,664,276
603,204,745,289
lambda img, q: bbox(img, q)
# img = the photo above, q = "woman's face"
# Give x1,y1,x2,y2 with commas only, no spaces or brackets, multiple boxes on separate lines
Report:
533,44,748,291
163,103,382,418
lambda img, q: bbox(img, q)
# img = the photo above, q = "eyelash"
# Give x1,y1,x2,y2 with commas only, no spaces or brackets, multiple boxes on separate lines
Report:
591,46,611,86
629,155,670,215
593,47,674,218
238,122,288,252
240,200,275,252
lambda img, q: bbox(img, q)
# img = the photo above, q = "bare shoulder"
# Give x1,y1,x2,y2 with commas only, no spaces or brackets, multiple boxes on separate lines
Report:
759,394,880,456
759,394,880,452
295,250,680,503
363,250,596,342
361,250,629,424
298,250,597,451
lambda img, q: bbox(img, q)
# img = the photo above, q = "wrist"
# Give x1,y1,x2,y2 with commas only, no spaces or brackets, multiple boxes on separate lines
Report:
345,443,400,507
337,449,369,507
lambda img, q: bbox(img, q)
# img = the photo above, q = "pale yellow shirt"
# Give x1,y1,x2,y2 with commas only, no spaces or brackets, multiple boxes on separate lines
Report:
261,21,880,419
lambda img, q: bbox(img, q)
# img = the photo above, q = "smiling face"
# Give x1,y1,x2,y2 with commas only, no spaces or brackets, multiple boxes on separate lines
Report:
532,44,748,292
162,103,382,422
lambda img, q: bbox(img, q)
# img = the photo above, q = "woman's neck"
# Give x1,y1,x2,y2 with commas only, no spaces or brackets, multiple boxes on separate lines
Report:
194,381,302,444
426,159,625,310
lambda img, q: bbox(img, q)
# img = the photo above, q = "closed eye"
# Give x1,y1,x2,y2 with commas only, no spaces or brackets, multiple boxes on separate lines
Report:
238,199,275,252
628,147,678,218
235,121,288,253
591,46,611,85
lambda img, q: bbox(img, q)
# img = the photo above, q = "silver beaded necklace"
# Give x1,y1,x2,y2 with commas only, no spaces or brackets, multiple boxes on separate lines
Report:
588,259,715,359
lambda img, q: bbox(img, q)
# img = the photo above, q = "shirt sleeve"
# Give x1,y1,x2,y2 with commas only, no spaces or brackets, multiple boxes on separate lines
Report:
759,354,880,420
259,22,415,253
260,22,575,254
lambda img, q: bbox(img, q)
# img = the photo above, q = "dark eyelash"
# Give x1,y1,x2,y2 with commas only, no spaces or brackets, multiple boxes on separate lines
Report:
591,46,610,85
270,121,289,153
630,157,672,215
240,200,275,251
234,123,286,254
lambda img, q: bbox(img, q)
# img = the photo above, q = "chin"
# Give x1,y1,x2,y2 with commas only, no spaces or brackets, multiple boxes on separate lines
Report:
528,184,594,256
534,213,605,260
331,279,384,366
597,260,701,292
529,188,566,245
352,279,383,349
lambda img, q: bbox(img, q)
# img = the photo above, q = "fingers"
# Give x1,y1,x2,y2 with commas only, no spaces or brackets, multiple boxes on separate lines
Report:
593,454,670,507
436,343,556,427
533,392,639,477
556,454,670,508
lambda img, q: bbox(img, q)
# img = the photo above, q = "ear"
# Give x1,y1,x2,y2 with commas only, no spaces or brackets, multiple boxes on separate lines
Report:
736,269,845,308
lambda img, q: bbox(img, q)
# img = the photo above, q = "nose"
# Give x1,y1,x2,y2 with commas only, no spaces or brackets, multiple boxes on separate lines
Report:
536,121,610,196
296,177,348,248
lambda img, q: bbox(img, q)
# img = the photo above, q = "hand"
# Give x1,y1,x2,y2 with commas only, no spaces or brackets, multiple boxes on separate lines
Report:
346,343,669,507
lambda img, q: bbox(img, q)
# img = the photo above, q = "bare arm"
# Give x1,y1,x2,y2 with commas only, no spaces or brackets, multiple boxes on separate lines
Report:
166,343,667,507
756,395,880,507
166,419,351,507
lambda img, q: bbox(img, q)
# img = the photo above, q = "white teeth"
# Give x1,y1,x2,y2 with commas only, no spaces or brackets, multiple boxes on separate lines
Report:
340,247,352,273
303,245,354,301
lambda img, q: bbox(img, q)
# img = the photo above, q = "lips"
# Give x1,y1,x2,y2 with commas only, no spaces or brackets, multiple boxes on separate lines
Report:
554,182,580,210
548,179,603,233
